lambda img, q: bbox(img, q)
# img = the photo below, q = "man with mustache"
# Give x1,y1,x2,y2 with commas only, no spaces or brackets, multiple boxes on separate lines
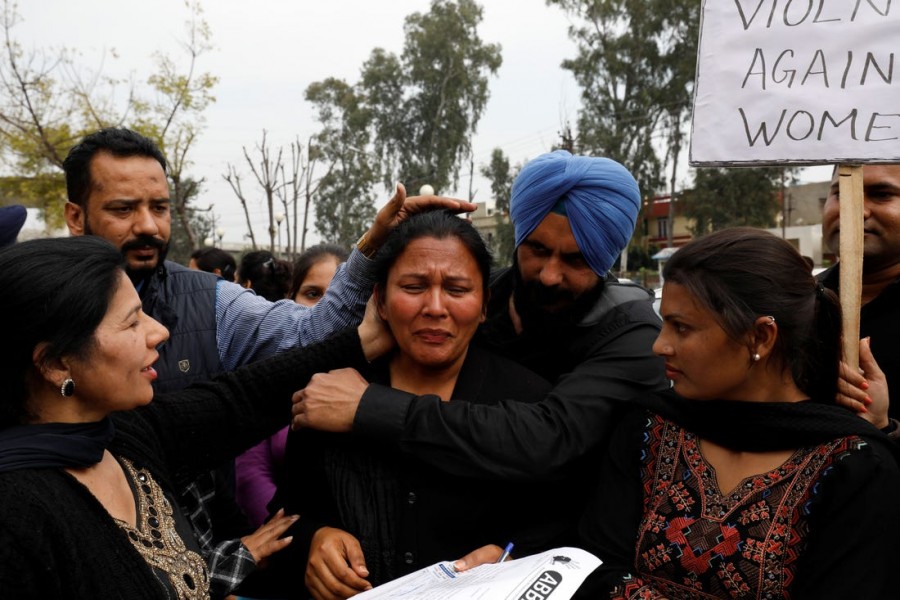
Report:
291,151,668,572
62,127,472,596
819,164,900,433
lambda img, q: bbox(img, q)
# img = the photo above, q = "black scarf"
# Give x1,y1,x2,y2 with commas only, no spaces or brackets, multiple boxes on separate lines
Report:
636,390,892,453
0,418,115,473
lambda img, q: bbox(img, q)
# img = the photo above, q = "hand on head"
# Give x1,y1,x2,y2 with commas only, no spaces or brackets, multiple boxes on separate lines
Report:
366,183,477,249
306,526,371,600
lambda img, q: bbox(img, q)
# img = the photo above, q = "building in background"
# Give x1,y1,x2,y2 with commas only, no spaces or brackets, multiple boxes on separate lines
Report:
767,180,831,268
640,179,832,270
469,201,502,255
642,195,692,250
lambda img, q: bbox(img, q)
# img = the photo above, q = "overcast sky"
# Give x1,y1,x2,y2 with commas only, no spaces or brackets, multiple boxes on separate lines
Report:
15,0,828,245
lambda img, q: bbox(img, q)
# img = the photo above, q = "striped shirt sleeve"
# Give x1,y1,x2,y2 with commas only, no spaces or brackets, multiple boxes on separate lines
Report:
216,249,373,371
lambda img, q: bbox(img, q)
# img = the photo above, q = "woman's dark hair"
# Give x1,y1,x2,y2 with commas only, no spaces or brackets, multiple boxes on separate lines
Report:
237,250,292,302
191,247,237,281
372,210,493,299
663,227,842,403
288,243,349,300
0,236,125,427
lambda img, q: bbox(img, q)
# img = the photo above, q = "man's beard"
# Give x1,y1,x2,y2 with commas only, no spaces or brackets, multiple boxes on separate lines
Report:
511,259,605,335
84,222,168,281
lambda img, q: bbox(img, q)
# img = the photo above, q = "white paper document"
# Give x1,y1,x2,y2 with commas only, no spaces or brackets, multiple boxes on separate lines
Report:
354,546,601,600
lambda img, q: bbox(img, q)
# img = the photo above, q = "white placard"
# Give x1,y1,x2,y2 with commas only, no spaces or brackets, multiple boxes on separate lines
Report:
690,0,900,166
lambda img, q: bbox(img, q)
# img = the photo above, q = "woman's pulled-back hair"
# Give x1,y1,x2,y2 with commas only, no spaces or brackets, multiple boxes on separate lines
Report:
0,236,125,427
237,250,292,302
191,247,237,282
288,243,349,300
663,227,842,403
372,210,492,298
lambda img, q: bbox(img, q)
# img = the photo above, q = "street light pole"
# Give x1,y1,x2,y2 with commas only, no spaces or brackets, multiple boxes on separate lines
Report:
275,213,285,258
216,228,225,248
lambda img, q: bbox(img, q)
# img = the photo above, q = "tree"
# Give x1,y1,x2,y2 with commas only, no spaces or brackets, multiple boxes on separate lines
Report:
279,136,332,256
361,0,501,194
0,0,98,227
480,147,517,266
296,0,500,245
224,130,285,253
224,131,329,257
133,1,218,257
167,181,214,262
682,167,784,235
547,0,699,202
305,78,377,248
0,0,216,258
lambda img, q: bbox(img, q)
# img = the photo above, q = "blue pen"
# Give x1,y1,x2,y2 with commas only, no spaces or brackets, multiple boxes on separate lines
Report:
496,541,514,563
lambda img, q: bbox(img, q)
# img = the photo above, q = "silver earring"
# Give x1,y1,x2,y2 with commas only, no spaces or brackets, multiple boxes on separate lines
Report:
752,353,761,362
766,316,775,325
60,378,75,397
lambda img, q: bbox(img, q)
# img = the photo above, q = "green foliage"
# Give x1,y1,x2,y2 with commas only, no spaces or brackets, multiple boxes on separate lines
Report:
0,2,89,223
313,168,378,248
304,0,501,244
482,148,513,214
168,179,214,264
547,0,699,198
132,2,217,250
0,173,65,228
305,79,378,246
480,147,517,266
626,242,658,271
360,0,501,192
0,0,216,244
683,167,786,234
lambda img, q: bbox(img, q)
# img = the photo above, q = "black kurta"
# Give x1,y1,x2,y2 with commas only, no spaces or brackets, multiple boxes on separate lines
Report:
278,343,554,595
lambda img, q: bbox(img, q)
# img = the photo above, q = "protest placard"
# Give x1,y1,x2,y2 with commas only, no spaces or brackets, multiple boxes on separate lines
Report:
690,0,899,166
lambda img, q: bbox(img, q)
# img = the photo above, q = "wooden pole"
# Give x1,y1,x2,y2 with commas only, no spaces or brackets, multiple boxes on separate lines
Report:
838,164,864,369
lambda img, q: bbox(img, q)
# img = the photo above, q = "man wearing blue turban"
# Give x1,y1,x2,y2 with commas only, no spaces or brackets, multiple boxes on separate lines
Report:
293,151,667,572
505,150,643,334
511,150,641,277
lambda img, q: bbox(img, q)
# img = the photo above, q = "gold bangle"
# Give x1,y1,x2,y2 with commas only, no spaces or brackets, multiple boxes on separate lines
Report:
355,231,379,259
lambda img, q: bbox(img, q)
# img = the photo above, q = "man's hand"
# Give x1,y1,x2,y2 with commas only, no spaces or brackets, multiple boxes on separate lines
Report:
452,544,504,572
305,527,372,600
366,183,477,249
240,508,298,567
836,337,889,429
292,368,370,432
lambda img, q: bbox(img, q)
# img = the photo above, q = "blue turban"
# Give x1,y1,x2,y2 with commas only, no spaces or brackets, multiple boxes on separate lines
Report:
510,150,641,276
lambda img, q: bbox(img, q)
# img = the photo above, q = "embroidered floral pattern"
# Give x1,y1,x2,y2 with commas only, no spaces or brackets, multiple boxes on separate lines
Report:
621,414,856,600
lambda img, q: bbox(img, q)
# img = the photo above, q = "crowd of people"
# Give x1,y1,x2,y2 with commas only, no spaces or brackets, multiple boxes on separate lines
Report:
0,126,898,600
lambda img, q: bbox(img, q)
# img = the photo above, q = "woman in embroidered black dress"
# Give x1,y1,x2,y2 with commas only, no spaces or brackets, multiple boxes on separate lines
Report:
575,228,900,599
0,236,378,599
